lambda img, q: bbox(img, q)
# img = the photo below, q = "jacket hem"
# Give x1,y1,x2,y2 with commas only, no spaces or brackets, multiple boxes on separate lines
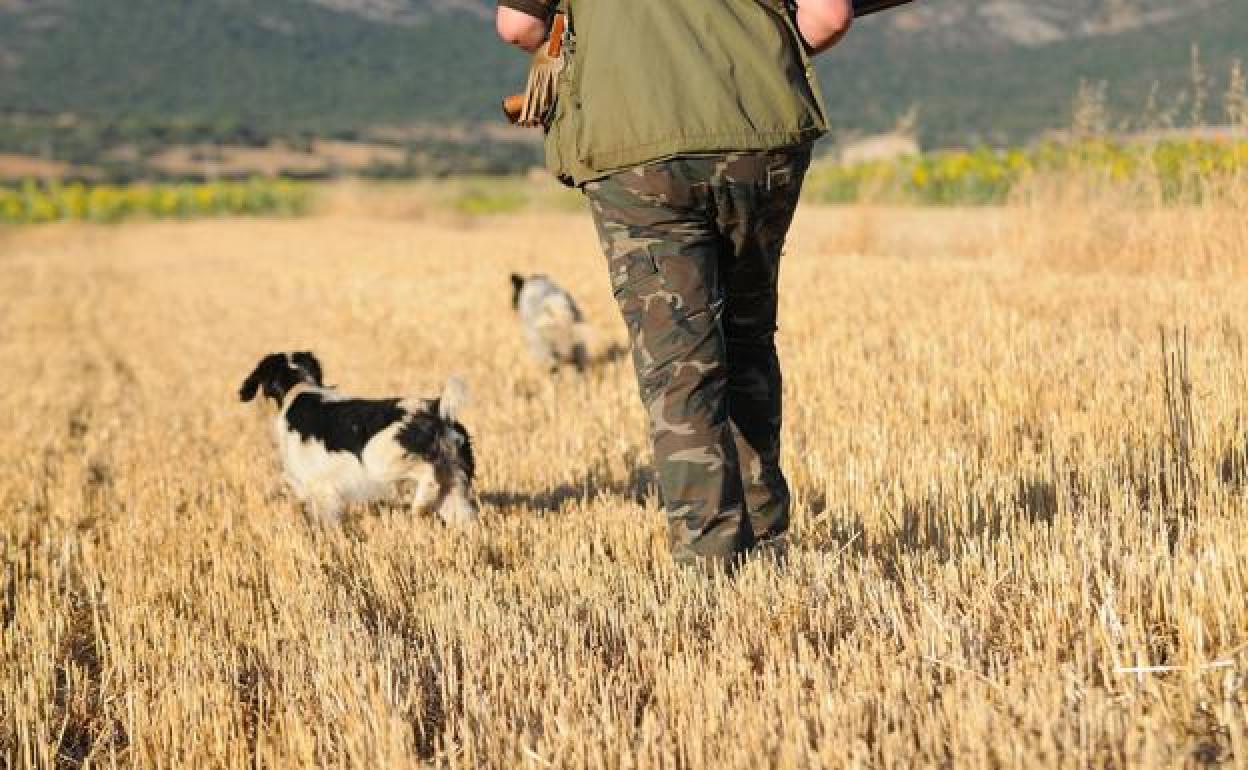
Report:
575,127,826,184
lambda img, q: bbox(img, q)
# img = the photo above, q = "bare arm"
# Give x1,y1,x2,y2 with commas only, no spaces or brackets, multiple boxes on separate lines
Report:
496,7,548,52
795,0,853,54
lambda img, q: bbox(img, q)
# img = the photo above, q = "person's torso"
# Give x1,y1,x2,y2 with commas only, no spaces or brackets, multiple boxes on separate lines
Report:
546,0,828,186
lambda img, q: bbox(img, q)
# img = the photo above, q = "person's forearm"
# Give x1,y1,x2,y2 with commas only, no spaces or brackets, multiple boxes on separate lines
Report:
796,0,853,54
497,7,548,52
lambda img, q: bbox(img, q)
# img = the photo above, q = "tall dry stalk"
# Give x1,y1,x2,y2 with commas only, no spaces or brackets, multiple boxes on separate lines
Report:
1159,327,1198,522
1227,59,1248,129
1189,44,1209,130
1071,80,1111,138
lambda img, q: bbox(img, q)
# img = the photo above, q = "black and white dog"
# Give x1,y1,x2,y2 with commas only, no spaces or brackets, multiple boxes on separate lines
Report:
239,352,478,525
510,273,590,373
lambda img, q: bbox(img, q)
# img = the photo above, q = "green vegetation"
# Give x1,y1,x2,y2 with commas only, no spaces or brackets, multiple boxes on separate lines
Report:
0,179,312,224
441,177,581,215
4,138,1245,225
449,185,530,216
0,0,1243,175
805,139,1248,205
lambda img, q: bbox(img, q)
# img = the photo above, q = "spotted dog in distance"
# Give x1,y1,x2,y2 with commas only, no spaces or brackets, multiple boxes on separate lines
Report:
511,273,590,374
239,352,477,525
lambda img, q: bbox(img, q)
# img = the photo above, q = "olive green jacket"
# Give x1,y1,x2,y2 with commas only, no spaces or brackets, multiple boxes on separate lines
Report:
546,0,828,186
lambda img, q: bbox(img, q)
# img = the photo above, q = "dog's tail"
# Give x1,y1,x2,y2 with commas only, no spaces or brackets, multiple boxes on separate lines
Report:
438,376,469,421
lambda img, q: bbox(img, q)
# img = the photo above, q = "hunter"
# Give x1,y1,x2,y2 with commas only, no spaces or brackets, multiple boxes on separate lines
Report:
496,0,853,572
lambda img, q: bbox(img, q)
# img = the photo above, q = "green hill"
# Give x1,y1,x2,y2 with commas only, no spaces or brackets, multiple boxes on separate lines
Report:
823,0,1247,145
0,0,1243,171
0,0,515,130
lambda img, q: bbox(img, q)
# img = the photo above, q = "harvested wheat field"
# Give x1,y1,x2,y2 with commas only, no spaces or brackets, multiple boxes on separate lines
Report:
2,193,1247,769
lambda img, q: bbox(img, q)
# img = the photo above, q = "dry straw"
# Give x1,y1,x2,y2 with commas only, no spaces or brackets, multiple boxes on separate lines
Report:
2,179,1246,767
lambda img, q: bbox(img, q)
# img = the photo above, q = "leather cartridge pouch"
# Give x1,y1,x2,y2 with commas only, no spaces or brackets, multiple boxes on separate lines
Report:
509,13,567,128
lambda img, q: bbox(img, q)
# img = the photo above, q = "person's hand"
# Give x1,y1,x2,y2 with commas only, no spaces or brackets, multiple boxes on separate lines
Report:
497,7,548,52
795,0,853,54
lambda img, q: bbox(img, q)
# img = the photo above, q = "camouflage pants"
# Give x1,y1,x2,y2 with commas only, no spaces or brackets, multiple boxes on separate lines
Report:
584,146,811,569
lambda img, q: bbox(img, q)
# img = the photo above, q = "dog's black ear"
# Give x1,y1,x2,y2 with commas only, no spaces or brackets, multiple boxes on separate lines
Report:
238,351,289,401
240,354,282,402
510,273,526,309
292,351,323,386
239,366,263,402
